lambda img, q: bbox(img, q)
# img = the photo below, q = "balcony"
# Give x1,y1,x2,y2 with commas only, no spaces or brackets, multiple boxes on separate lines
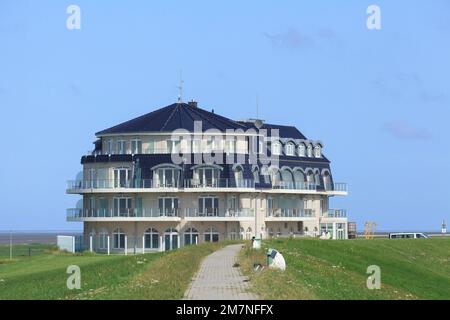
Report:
66,179,180,193
265,208,315,220
183,179,254,189
67,179,347,195
324,209,347,218
272,182,317,191
66,208,181,221
184,208,255,221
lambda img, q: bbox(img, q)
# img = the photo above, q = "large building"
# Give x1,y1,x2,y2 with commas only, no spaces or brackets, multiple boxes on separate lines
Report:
66,100,348,253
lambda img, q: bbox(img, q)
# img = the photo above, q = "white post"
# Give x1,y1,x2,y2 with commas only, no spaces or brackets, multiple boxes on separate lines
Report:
160,235,164,252
89,235,93,252
9,231,12,260
142,235,145,254
124,235,128,255
333,222,337,240
177,235,180,249
195,235,198,245
107,235,110,255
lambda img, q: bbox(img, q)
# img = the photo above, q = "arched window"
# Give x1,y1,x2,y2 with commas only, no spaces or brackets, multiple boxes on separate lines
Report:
99,228,108,250
298,143,306,157
204,227,219,242
272,141,281,155
293,169,305,188
306,170,315,185
164,228,178,251
285,143,295,156
281,168,294,188
307,144,313,157
229,228,238,241
246,227,253,240
314,145,322,158
144,228,159,250
314,170,321,186
323,171,332,190
271,168,281,187
113,228,125,249
184,228,199,246
252,167,260,184
239,227,245,240
233,165,244,187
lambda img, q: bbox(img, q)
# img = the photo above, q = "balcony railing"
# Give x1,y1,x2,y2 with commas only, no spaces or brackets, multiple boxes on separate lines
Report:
67,179,180,191
266,209,315,218
272,182,317,191
67,179,346,193
332,183,347,192
326,209,347,218
66,208,180,219
185,208,255,218
184,179,254,189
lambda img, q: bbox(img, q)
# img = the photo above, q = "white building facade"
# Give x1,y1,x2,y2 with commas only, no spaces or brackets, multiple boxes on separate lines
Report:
66,101,348,253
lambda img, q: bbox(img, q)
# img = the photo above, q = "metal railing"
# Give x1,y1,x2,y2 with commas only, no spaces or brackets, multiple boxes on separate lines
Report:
66,208,180,219
326,209,347,218
184,179,254,189
67,179,180,191
185,208,255,218
67,179,346,192
266,209,315,218
332,183,347,192
272,182,317,191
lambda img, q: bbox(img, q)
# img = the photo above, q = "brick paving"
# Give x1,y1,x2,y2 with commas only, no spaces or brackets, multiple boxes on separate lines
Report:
184,244,258,300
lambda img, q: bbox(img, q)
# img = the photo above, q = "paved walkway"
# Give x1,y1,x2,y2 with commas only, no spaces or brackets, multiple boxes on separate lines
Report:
184,244,258,300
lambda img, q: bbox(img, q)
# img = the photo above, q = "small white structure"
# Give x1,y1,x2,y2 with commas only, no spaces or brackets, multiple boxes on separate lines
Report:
442,220,447,234
57,235,75,253
267,248,286,271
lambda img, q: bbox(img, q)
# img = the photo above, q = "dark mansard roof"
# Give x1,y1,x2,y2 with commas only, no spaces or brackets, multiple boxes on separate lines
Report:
96,101,308,140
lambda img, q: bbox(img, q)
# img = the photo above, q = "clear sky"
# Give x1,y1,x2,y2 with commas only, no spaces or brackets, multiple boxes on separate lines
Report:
0,0,449,231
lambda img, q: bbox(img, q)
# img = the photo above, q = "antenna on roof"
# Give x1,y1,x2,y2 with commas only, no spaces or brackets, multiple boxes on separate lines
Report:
177,70,184,103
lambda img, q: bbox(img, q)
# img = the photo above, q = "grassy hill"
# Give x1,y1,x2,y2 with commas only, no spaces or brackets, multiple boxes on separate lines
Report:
238,238,450,300
0,242,223,299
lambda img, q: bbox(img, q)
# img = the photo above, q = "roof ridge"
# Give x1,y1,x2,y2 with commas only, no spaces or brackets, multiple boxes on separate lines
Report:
160,103,180,131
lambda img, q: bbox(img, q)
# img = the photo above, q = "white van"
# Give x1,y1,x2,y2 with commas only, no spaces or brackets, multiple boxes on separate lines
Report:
388,232,429,239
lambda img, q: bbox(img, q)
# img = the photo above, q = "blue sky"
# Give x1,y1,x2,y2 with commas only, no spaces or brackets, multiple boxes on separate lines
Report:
0,0,449,231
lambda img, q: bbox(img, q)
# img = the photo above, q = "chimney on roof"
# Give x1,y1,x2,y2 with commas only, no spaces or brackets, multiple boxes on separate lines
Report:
188,99,198,108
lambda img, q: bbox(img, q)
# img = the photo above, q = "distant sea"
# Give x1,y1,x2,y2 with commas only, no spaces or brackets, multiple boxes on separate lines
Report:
0,231,82,245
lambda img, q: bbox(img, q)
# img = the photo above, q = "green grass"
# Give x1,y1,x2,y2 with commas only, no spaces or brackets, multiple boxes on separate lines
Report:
239,238,450,300
0,242,225,300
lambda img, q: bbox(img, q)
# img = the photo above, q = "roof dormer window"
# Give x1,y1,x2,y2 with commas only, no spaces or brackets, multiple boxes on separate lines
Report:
272,141,281,155
307,144,313,157
298,144,306,157
314,145,322,158
286,143,295,156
